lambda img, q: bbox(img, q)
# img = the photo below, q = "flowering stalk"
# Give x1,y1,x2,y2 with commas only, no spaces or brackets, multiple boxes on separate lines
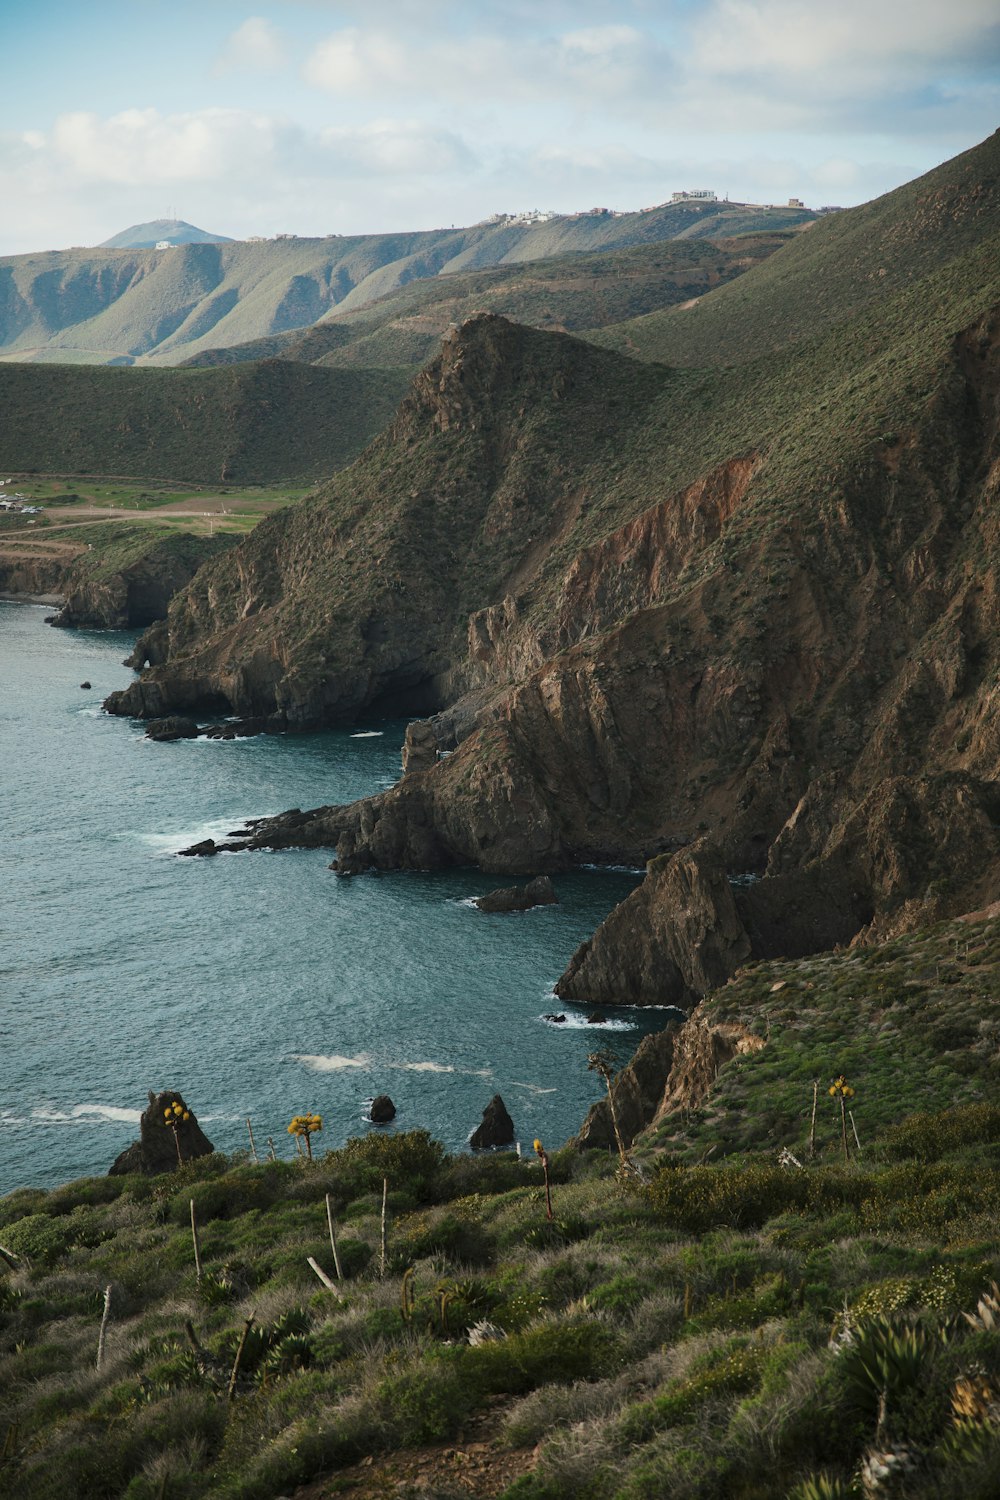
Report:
829,1075,856,1163
534,1138,553,1221
163,1100,191,1165
288,1112,323,1162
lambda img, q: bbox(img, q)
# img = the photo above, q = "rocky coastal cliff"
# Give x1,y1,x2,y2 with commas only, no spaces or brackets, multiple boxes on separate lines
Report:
105,132,1000,988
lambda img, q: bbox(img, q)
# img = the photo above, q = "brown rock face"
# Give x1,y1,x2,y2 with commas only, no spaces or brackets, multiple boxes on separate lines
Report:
108,1090,214,1176
557,841,752,1007
401,720,439,776
650,1015,766,1130
53,536,237,630
100,138,1000,988
556,772,1000,1009
574,1025,682,1151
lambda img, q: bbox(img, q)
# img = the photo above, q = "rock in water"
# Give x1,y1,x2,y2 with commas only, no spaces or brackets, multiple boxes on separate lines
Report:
145,715,199,742
177,838,217,857
369,1094,396,1123
401,720,439,775
109,1089,214,1175
79,681,91,690
475,875,558,913
470,1094,515,1149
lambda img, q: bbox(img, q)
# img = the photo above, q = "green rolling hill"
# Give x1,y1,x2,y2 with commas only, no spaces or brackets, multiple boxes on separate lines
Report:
184,235,793,372
0,360,409,484
0,201,813,368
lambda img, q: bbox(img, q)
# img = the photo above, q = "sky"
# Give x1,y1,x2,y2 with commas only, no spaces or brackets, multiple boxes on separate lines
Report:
1,0,998,255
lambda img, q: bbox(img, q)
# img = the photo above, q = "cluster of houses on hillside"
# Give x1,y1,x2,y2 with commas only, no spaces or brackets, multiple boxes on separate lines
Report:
474,193,839,229
0,482,42,516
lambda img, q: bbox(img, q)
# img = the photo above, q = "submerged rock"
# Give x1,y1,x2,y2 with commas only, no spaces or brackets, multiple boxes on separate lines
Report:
475,875,558,914
109,1089,214,1176
470,1094,515,1150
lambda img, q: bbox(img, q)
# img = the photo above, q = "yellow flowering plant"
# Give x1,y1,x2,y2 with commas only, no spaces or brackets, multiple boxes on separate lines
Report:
288,1112,323,1161
162,1098,192,1165
829,1076,856,1161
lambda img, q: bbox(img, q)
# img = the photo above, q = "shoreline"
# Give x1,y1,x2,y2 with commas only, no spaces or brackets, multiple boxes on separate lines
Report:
0,589,64,606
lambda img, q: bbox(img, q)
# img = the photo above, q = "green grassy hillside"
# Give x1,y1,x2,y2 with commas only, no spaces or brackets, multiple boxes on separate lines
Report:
591,129,1000,367
0,360,409,484
185,235,793,372
0,203,812,368
3,914,1000,1500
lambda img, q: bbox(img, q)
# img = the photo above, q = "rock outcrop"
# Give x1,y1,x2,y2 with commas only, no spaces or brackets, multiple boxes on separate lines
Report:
401,720,439,776
557,842,751,1007
146,715,199,741
108,1090,214,1176
474,875,558,913
650,1015,766,1130
51,534,237,629
574,1025,683,1151
556,773,1000,1007
470,1095,515,1149
369,1095,396,1123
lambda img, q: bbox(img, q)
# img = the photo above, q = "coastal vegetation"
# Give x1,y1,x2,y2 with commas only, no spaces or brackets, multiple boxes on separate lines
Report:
0,361,408,485
2,915,1000,1499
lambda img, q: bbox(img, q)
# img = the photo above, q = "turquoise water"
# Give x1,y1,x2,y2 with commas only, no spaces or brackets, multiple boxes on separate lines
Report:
1,602,657,1193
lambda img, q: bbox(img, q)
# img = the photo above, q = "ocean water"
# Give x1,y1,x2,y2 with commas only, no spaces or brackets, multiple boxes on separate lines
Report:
1,602,661,1193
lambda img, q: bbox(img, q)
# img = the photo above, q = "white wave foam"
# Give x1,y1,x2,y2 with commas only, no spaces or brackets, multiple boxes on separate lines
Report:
137,818,245,856
581,862,646,875
292,1052,373,1071
538,1010,637,1031
291,1052,491,1079
506,1082,558,1095
350,731,383,738
30,1104,142,1125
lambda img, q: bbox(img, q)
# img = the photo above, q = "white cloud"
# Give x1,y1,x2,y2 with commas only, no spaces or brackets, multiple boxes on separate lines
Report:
49,109,283,185
302,22,673,106
320,119,476,176
694,0,1000,76
215,17,288,74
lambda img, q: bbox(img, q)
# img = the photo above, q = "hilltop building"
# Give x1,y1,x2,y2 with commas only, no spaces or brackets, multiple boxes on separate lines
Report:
671,190,718,203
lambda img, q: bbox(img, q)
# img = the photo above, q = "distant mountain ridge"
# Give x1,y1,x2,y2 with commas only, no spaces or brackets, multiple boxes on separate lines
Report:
99,219,233,249
0,199,813,367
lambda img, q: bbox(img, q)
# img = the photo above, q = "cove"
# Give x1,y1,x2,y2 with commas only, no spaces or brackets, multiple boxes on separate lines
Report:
1,602,656,1192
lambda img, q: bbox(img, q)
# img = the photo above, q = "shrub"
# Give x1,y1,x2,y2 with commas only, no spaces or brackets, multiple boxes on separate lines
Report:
168,1163,297,1225
457,1319,619,1399
648,1163,809,1231
376,1359,472,1444
323,1131,445,1204
2,1212,75,1265
394,1208,495,1267
878,1104,1000,1163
